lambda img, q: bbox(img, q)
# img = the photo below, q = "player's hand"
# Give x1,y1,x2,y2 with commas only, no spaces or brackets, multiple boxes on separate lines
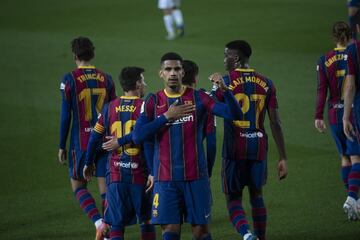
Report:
343,119,356,141
102,136,120,151
314,119,326,133
58,149,67,165
145,175,154,193
278,159,287,180
209,73,228,91
83,164,95,181
164,100,195,121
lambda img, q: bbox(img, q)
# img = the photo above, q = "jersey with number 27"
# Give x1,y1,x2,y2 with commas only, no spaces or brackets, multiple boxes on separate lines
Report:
215,68,278,161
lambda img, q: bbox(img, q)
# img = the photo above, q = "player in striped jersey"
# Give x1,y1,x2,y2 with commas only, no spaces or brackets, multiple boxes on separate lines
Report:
58,37,116,239
182,59,216,177
84,67,156,240
343,11,360,220
132,52,242,240
315,21,360,220
213,40,287,240
348,0,360,40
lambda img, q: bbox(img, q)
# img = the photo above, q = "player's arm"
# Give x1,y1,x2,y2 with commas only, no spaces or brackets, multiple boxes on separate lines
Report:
343,74,357,141
144,140,154,192
107,74,117,101
268,108,287,180
132,96,195,144
205,116,216,178
59,77,72,165
314,56,328,133
101,133,133,151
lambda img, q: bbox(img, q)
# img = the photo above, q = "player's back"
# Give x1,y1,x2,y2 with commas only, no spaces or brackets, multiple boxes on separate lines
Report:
216,68,277,161
102,96,146,184
62,66,116,151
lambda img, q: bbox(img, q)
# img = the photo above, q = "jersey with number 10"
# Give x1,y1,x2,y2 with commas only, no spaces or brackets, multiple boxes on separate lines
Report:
59,66,116,151
93,97,147,184
215,68,277,161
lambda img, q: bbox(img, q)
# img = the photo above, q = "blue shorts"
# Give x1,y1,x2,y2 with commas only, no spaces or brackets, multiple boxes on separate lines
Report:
221,158,267,194
151,179,212,225
68,149,109,179
329,124,360,156
348,0,360,8
104,182,152,226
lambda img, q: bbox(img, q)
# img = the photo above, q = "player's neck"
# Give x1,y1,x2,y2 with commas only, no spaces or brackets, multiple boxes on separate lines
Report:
76,60,92,67
124,90,140,98
336,43,346,48
165,85,185,94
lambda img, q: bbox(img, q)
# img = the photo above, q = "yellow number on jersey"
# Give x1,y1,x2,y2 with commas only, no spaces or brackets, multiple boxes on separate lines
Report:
78,88,106,121
153,193,159,208
110,120,140,156
233,93,266,129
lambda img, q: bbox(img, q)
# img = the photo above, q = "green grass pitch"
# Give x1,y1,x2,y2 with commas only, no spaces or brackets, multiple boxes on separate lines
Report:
1,0,359,239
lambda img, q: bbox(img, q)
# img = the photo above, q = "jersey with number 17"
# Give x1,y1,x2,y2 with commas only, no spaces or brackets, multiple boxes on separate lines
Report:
59,66,116,151
214,68,278,161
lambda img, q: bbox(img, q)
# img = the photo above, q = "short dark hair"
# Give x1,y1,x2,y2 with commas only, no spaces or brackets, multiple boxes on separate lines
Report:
119,66,144,92
225,40,252,60
182,60,199,86
71,37,95,61
160,52,183,64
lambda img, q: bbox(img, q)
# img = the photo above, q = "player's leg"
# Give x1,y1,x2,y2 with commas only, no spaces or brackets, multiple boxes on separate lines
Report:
191,224,212,240
69,150,104,233
95,152,108,216
158,0,176,40
222,159,255,239
248,160,267,240
171,0,184,37
348,0,360,40
152,181,182,240
341,156,352,190
344,155,360,219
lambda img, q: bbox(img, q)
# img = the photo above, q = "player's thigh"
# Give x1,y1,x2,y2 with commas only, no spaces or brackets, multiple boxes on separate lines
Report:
151,181,183,224
221,159,248,194
105,182,137,226
129,184,152,223
68,149,86,180
250,160,267,190
158,0,175,9
183,179,212,225
329,124,347,155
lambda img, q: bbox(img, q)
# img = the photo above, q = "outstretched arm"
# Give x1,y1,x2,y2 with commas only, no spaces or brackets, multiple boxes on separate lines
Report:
268,108,287,180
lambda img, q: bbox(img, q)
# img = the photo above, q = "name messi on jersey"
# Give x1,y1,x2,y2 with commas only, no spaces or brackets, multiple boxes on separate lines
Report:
77,73,105,83
229,76,268,91
325,54,348,68
116,105,137,113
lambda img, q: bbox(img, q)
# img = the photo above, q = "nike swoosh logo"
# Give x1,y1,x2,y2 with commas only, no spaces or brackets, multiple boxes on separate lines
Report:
205,214,211,218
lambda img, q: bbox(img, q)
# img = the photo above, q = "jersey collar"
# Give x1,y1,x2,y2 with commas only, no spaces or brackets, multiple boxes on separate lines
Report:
164,86,187,98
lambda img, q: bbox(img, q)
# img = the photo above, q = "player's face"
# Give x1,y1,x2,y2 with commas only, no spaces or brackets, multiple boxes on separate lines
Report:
224,48,239,71
137,73,146,98
160,60,184,92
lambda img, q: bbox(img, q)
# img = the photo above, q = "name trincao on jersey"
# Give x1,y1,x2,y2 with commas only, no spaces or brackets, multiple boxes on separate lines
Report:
229,75,269,92
115,105,137,113
76,73,105,83
325,53,348,68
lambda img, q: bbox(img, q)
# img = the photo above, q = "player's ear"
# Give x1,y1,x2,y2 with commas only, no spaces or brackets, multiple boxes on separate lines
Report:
159,69,163,78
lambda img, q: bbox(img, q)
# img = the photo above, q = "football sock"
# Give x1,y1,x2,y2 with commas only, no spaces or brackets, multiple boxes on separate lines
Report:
140,224,156,240
227,200,250,236
110,225,124,240
101,193,106,216
163,15,175,37
348,163,360,200
341,165,352,190
163,232,180,240
250,196,267,240
74,187,101,223
172,9,184,28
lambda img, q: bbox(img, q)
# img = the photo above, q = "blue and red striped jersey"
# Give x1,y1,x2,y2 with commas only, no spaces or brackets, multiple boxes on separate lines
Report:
347,41,360,93
59,66,116,151
142,87,217,181
215,68,277,161
93,96,147,184
315,48,349,124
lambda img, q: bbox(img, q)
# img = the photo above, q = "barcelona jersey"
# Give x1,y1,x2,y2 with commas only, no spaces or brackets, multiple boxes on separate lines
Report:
316,48,350,124
215,68,278,161
93,97,147,184
59,66,116,151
